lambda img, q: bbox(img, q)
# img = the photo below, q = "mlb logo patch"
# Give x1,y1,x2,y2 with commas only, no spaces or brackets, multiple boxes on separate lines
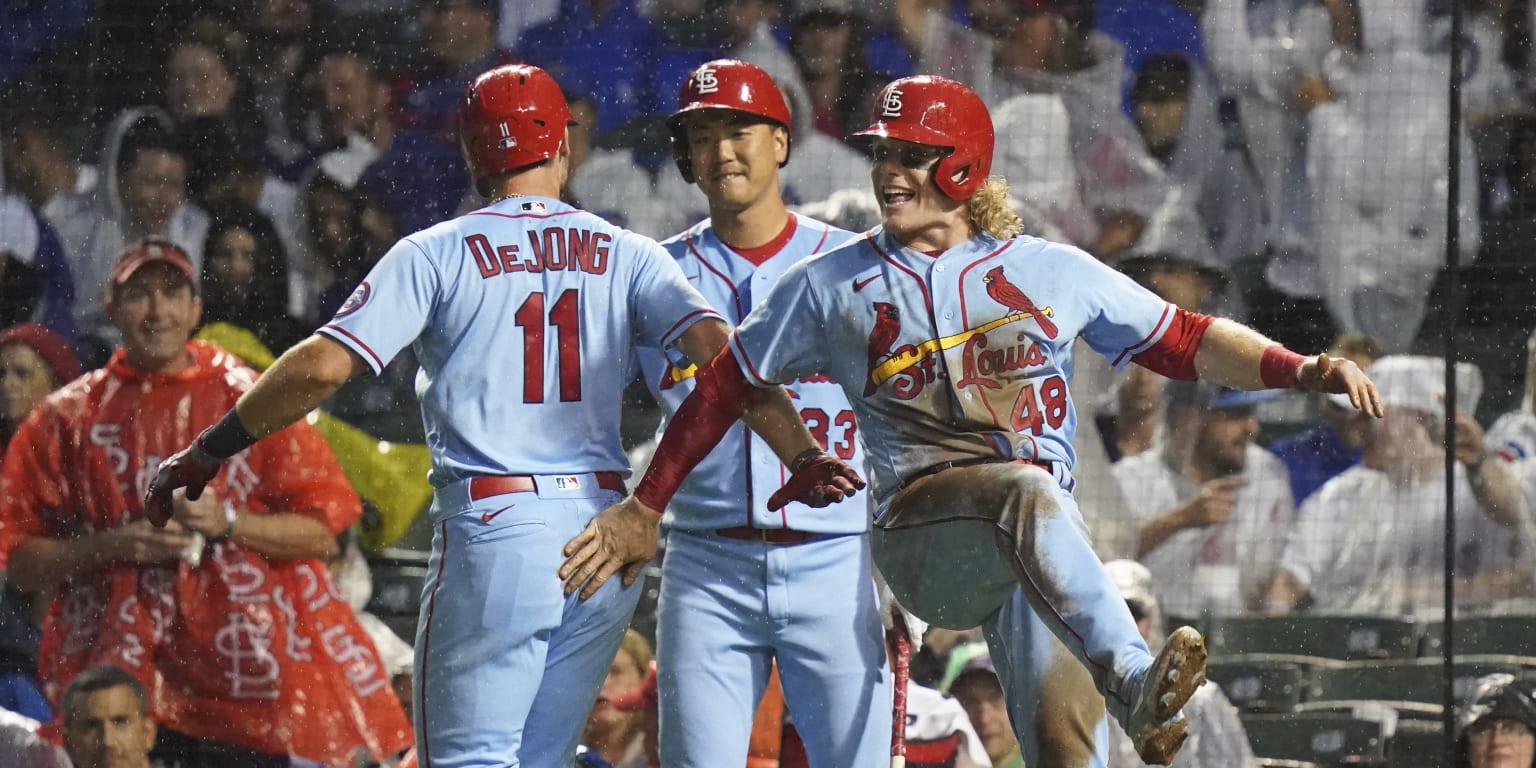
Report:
553,475,581,490
521,200,548,213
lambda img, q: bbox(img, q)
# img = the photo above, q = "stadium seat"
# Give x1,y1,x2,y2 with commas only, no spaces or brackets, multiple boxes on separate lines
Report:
1308,656,1536,705
1242,712,1386,766
1205,615,1422,660
1384,719,1448,768
366,548,431,640
1206,654,1340,714
1419,615,1536,657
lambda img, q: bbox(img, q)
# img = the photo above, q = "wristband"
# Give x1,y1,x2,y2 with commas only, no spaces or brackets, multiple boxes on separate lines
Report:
198,409,259,459
215,500,239,541
1260,345,1307,389
789,448,826,473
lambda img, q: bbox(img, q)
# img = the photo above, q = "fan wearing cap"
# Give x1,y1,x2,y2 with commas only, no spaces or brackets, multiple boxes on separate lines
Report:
580,74,1382,767
0,324,79,455
1101,560,1260,768
1265,355,1530,615
1109,382,1295,618
1459,674,1536,768
0,238,410,764
633,58,891,768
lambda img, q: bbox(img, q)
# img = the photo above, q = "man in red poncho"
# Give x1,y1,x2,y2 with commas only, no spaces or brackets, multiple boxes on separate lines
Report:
0,238,412,766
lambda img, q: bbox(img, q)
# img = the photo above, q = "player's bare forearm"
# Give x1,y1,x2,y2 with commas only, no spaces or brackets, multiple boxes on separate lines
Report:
1193,319,1382,416
741,386,823,467
674,317,732,373
1191,318,1280,389
235,334,367,438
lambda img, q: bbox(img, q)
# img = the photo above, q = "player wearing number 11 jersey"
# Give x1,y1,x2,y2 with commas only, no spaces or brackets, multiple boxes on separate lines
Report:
637,60,893,768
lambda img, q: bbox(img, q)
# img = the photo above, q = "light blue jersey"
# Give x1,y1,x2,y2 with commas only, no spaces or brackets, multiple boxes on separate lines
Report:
320,196,721,488
729,227,1174,503
639,213,865,533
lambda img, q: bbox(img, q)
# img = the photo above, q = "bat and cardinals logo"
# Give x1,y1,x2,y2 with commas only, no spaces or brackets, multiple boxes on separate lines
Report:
981,266,1058,339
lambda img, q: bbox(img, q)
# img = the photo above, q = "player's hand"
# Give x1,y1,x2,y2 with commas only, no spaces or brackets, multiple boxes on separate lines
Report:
102,519,198,565
1176,476,1245,528
767,450,865,510
1454,408,1487,468
878,580,928,653
1298,353,1384,417
144,440,224,527
560,496,660,601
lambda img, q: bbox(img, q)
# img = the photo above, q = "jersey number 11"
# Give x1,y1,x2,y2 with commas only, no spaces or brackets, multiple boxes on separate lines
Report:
515,289,582,403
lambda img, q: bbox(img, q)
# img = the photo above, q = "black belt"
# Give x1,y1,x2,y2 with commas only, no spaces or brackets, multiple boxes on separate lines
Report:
900,457,1055,490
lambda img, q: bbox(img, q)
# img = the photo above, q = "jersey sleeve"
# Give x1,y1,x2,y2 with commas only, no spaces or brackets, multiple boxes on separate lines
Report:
628,235,722,350
0,409,62,565
1071,248,1178,368
246,418,364,535
318,237,442,375
728,261,829,386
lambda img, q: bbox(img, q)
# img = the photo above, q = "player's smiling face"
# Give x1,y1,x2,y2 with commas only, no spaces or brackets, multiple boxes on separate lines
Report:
685,110,787,212
869,137,970,251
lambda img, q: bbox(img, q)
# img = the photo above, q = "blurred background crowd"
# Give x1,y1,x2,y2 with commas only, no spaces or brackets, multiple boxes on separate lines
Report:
5,0,1536,766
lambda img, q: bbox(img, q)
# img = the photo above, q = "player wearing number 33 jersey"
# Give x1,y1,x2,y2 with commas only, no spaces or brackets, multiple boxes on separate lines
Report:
636,60,893,768
619,75,1385,767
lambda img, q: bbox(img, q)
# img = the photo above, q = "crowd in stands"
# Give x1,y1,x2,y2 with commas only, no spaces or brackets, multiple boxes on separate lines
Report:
4,0,1536,765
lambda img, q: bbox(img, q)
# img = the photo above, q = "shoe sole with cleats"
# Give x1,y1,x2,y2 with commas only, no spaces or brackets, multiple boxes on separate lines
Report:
1130,625,1208,765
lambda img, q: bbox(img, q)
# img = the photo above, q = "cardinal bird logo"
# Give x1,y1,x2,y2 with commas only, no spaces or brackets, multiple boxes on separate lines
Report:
865,302,902,395
981,266,1058,339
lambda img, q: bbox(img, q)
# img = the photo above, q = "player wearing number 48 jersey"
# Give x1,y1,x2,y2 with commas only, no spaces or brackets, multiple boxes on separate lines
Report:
637,60,892,768
141,64,861,768
568,75,1387,767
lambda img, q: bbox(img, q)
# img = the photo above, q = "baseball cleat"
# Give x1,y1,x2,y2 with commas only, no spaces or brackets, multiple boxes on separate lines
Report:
1128,625,1207,765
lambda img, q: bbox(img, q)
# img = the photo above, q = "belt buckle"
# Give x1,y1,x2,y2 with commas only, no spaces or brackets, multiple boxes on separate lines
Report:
759,528,771,544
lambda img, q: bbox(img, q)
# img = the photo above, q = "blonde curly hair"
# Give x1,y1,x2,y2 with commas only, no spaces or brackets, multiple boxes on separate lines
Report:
966,176,1024,240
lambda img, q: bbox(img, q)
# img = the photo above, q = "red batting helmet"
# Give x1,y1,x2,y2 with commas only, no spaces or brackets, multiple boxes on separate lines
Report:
667,59,792,183
459,64,574,181
850,76,994,201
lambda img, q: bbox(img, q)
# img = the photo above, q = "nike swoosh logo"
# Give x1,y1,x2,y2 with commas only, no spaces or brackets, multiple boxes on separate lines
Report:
482,505,514,524
853,274,879,292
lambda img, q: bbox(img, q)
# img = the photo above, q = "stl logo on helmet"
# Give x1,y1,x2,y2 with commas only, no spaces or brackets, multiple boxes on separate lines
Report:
881,87,904,118
695,67,720,95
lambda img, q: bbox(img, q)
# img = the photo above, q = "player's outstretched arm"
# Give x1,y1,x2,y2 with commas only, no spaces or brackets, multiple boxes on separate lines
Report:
142,334,367,526
1192,318,1384,417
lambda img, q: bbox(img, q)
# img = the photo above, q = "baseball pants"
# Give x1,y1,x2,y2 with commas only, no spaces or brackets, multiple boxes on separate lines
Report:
656,529,892,767
414,475,642,768
871,461,1153,768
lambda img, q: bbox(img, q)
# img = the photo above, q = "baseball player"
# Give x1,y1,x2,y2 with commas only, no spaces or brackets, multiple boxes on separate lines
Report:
141,64,859,768
565,75,1383,767
637,59,891,767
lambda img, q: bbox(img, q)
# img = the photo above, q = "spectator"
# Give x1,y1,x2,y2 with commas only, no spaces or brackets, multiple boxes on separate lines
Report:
1102,559,1260,768
943,644,1023,768
1489,328,1536,462
582,629,653,768
517,0,664,138
1113,383,1296,617
0,240,412,765
237,0,326,168
1128,54,1265,268
50,108,209,356
1202,0,1353,355
0,86,98,225
1265,356,1530,615
285,49,395,181
58,666,158,768
0,323,78,724
393,0,518,139
1482,118,1536,265
327,534,415,722
0,195,77,341
563,92,704,238
787,0,888,141
177,118,302,263
0,705,69,768
198,203,306,354
1429,0,1531,129
892,0,1170,259
1267,332,1386,504
1457,673,1536,768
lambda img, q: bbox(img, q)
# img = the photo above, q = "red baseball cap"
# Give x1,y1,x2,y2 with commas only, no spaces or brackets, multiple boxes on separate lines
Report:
110,239,197,289
0,323,81,384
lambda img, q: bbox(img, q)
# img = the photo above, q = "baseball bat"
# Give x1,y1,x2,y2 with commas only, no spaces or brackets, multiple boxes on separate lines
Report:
889,614,912,768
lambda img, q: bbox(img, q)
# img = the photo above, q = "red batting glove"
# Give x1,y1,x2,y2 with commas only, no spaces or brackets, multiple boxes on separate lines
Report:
767,450,866,510
143,440,224,527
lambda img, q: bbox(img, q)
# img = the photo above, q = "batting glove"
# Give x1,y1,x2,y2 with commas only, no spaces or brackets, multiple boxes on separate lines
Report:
879,580,928,653
766,449,865,510
143,439,224,527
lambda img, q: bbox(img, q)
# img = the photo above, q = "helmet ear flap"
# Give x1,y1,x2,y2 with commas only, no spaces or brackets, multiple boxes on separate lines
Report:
670,126,695,184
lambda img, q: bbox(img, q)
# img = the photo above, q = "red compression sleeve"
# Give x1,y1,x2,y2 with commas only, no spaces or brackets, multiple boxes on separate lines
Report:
634,346,761,510
1260,345,1307,389
1130,308,1215,381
